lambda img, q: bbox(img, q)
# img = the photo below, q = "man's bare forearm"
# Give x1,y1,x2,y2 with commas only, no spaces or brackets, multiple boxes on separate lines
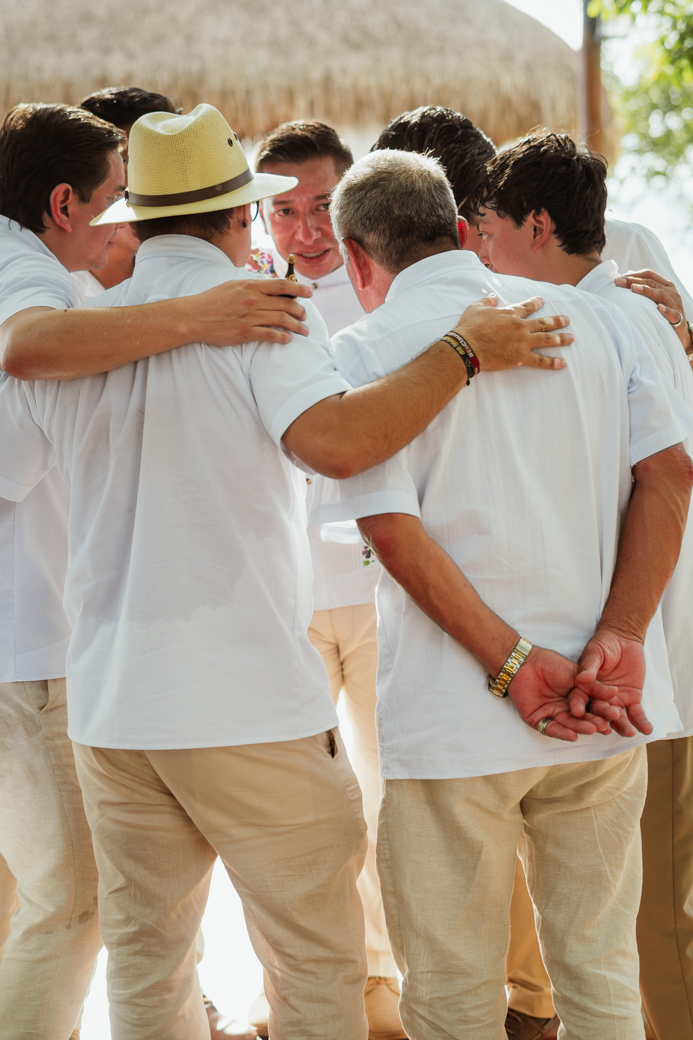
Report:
1,278,312,380
598,443,693,641
358,512,517,674
1,302,196,380
285,340,469,478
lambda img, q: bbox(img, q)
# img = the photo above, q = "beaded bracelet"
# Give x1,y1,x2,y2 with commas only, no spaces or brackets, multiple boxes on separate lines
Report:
441,332,479,385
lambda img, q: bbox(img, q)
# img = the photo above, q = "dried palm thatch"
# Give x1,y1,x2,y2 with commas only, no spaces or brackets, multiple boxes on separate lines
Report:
0,0,617,157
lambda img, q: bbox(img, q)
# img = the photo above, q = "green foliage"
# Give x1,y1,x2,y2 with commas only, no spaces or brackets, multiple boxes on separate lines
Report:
590,0,693,179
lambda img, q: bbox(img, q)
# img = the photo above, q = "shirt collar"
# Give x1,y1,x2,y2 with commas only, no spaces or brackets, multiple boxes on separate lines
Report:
577,259,620,295
385,250,484,303
134,234,237,269
0,213,69,265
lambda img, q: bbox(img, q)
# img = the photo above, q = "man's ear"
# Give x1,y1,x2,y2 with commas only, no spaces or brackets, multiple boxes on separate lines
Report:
342,238,372,291
457,217,469,249
529,209,553,251
48,184,74,234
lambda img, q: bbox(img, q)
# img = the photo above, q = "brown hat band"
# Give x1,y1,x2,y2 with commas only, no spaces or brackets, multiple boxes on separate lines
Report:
125,167,254,207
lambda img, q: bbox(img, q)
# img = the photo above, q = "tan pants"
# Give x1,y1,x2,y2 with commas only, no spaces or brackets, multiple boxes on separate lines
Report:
638,736,693,1040
377,747,647,1040
0,679,101,1040
73,729,369,1040
309,604,397,978
509,735,693,1036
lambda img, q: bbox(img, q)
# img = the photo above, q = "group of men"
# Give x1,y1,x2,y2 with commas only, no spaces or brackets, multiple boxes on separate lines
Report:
0,85,693,1040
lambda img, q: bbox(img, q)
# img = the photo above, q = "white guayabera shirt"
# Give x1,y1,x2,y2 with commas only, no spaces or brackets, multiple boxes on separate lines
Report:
264,244,383,611
0,235,349,750
0,215,76,682
310,250,691,780
579,258,693,737
603,217,693,320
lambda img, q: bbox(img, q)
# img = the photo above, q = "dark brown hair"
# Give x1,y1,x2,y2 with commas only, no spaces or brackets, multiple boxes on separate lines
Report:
371,106,496,222
483,130,608,256
255,120,353,178
0,103,124,234
80,87,180,131
133,208,234,243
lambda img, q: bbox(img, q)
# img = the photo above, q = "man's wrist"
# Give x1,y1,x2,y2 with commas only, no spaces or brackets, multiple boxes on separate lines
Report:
487,636,533,698
440,329,480,385
171,296,198,347
685,320,693,356
594,620,645,645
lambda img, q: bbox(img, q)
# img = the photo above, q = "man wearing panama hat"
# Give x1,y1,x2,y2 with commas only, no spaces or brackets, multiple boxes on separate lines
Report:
0,103,575,1039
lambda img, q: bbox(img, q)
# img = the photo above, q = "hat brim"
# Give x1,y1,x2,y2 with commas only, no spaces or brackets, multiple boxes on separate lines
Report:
90,171,298,225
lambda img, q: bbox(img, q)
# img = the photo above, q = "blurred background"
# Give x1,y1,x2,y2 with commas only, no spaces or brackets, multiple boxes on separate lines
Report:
1,0,688,1033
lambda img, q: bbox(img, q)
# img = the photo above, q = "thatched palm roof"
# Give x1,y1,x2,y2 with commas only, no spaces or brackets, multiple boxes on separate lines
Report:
0,0,616,154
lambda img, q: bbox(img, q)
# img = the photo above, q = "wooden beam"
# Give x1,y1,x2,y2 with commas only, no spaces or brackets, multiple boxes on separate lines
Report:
580,0,605,156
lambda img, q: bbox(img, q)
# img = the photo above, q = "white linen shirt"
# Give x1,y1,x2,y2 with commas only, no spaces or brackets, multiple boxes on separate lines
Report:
603,217,693,319
0,214,75,682
71,269,106,302
0,235,349,750
267,246,382,610
311,250,690,780
579,259,693,737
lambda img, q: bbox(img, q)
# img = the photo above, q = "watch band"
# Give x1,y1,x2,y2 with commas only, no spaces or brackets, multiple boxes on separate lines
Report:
487,637,533,698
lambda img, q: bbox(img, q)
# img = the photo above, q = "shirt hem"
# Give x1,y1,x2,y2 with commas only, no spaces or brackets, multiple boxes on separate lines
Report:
630,421,692,467
0,472,37,503
309,491,421,528
380,732,654,779
68,714,340,751
269,375,351,445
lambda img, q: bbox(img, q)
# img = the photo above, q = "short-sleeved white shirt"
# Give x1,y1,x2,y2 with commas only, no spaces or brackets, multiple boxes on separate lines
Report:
0,235,350,750
266,246,382,611
310,250,690,780
0,214,75,682
603,217,693,320
579,259,693,737
71,269,106,302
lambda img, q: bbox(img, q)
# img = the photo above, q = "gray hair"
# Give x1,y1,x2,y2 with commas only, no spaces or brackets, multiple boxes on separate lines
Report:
330,149,459,274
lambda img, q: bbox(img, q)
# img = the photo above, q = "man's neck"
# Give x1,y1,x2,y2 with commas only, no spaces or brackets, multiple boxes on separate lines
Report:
535,248,602,287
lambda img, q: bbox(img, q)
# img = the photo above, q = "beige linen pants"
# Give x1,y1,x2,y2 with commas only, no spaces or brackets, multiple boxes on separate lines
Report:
308,603,397,978
0,679,101,1040
509,735,693,1037
73,729,369,1040
377,747,648,1040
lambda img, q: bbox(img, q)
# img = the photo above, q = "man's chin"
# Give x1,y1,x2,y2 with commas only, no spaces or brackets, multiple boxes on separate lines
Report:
294,251,343,280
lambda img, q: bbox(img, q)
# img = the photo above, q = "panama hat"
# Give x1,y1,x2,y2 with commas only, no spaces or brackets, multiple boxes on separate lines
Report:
91,104,297,225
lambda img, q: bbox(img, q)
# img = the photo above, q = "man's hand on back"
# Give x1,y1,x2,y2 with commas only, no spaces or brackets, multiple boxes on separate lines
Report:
507,646,614,742
615,269,692,353
569,630,652,739
454,294,573,372
190,276,312,346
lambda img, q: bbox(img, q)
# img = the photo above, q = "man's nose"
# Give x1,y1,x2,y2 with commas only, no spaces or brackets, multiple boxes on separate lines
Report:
295,211,321,244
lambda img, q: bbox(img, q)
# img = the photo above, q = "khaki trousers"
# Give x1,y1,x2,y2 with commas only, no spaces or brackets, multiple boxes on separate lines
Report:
0,679,101,1040
73,729,369,1040
377,747,647,1040
509,735,693,1036
638,735,693,1040
309,604,397,978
